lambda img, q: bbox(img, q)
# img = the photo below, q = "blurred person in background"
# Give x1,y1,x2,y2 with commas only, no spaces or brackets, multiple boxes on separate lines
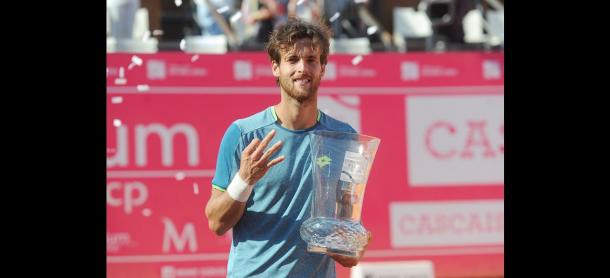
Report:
321,0,392,50
205,18,371,277
322,0,353,38
287,0,321,22
194,0,237,36
239,0,288,49
322,0,375,39
107,0,141,39
250,0,287,42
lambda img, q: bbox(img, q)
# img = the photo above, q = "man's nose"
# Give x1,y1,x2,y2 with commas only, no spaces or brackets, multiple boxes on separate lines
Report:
296,59,308,74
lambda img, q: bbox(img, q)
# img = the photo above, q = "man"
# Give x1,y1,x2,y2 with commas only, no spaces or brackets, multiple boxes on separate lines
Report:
205,18,371,277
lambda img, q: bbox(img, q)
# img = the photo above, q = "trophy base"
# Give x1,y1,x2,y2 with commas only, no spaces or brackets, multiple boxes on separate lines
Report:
307,244,359,258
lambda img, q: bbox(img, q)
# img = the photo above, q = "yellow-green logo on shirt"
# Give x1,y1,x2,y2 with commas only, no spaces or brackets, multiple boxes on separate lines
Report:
316,155,332,168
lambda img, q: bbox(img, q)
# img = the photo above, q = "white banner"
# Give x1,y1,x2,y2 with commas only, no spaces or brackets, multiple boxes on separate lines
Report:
406,95,504,186
390,200,504,247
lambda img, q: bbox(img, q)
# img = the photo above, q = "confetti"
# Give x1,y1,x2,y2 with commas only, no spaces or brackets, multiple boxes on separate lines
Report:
216,6,230,14
329,12,340,22
175,0,182,7
366,26,378,35
351,55,363,65
191,55,199,62
128,55,143,70
193,183,199,195
175,172,185,181
230,12,242,23
113,119,122,127
131,56,143,66
180,39,186,51
137,84,150,92
152,29,164,36
296,0,305,5
111,96,123,104
142,208,152,217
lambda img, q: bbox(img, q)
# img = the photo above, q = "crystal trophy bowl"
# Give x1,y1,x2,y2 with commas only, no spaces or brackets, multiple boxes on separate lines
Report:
300,130,380,257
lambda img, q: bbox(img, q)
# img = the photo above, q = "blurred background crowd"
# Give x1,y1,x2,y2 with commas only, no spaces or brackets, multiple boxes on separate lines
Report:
107,0,504,54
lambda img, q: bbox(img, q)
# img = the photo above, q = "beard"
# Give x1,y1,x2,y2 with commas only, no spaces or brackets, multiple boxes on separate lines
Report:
278,74,321,103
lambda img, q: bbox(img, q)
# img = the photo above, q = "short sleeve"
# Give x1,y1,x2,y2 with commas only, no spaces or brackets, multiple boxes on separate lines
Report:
211,122,243,191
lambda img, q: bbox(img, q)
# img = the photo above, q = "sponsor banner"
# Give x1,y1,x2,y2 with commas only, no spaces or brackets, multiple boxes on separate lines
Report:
390,200,504,247
406,95,504,186
107,52,504,88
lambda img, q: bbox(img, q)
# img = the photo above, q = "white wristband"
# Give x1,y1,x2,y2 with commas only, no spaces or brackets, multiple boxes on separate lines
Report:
226,174,252,202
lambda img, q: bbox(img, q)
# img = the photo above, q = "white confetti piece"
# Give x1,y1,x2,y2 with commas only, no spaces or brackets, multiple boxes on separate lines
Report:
296,0,305,5
191,55,199,62
175,172,185,181
113,119,122,127
230,11,242,23
142,208,152,217
131,56,142,66
216,6,229,14
152,29,164,36
366,25,378,35
193,183,199,195
329,12,340,22
180,39,186,51
351,55,363,65
119,67,125,78
175,0,182,7
128,55,143,70
137,84,150,92
354,0,367,3
111,96,123,104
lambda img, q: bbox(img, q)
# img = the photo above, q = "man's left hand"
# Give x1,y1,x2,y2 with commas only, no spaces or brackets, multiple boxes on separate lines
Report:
329,230,372,268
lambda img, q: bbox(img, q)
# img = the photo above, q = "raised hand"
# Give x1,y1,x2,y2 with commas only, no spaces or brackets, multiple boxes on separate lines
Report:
238,130,285,185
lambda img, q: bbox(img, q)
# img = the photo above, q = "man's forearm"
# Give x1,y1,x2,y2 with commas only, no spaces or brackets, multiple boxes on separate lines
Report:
206,129,284,236
205,189,247,236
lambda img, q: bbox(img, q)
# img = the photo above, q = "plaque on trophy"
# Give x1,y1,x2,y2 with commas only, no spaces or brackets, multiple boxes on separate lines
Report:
300,130,381,257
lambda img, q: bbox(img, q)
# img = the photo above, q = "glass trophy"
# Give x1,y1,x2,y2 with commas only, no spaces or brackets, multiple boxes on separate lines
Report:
300,130,381,257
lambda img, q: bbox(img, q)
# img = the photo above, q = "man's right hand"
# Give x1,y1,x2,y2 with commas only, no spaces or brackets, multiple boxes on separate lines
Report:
238,129,285,185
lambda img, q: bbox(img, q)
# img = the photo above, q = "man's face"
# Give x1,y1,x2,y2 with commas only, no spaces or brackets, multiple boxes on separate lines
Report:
272,39,326,103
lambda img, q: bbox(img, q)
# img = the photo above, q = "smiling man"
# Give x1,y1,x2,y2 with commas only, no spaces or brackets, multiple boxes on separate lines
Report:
205,18,371,277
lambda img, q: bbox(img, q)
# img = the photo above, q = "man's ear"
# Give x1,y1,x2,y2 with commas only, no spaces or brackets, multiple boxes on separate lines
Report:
320,63,326,78
272,61,280,78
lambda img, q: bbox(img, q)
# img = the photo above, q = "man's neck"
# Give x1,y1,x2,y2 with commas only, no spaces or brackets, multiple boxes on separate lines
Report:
274,96,318,130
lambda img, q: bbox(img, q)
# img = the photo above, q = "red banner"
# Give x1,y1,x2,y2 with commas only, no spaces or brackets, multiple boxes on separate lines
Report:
107,52,504,278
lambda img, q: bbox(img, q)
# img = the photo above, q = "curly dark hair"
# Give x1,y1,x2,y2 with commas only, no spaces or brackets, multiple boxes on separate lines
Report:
265,18,332,66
